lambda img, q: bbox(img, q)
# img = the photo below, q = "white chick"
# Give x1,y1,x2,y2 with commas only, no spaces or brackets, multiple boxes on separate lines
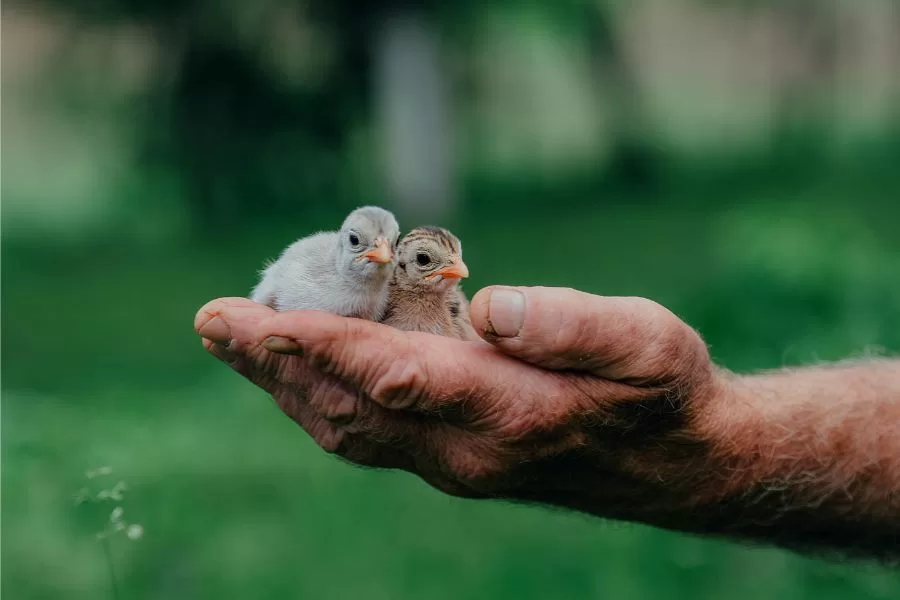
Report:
251,206,400,320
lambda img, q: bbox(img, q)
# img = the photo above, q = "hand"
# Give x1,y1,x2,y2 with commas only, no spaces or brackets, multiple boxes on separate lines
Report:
194,287,723,527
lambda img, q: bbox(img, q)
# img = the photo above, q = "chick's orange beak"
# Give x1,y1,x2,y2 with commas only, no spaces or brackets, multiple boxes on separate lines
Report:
434,256,469,280
363,238,393,264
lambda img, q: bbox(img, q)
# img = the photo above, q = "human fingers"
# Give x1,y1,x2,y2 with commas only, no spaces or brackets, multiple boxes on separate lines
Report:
255,311,536,418
468,286,710,387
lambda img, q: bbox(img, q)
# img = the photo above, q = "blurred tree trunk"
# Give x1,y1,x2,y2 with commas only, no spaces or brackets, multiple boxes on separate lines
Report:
585,4,662,187
373,11,455,223
774,0,840,144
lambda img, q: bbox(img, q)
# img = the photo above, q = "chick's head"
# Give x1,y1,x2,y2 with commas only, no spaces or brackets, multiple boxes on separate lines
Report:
395,227,469,293
339,206,400,279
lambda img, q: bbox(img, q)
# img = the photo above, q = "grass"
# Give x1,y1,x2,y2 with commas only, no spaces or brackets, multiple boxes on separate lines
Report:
3,180,900,599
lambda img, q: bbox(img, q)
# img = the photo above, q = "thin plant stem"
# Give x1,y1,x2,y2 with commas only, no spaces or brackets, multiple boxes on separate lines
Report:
101,535,121,600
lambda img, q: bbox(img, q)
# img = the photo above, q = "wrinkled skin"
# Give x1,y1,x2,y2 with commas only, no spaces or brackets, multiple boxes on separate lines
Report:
195,286,900,562
194,287,719,518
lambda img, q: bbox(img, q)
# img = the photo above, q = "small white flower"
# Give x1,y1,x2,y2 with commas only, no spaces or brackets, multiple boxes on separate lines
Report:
106,481,127,500
110,507,124,522
86,466,113,479
126,524,144,541
97,490,110,500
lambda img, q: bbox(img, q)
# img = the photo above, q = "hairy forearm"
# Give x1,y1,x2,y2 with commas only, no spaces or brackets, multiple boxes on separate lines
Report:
693,360,900,560
534,361,900,561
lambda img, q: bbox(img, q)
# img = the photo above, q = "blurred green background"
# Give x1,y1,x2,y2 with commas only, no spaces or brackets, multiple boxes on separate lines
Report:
3,0,900,598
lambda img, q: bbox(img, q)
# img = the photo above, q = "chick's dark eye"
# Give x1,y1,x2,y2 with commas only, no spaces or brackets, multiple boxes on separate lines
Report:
349,233,360,246
416,252,430,266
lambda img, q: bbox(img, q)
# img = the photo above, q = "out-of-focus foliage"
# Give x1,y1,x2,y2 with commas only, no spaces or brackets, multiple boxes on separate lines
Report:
3,0,900,598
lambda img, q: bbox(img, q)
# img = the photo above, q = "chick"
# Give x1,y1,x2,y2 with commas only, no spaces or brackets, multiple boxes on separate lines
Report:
449,287,480,341
380,226,475,339
251,206,400,320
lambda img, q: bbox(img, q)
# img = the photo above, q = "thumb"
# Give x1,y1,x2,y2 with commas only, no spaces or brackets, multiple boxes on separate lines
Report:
468,286,709,384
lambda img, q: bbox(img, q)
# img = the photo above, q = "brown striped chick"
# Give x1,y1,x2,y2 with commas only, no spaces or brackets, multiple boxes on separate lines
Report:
381,227,476,339
449,287,480,341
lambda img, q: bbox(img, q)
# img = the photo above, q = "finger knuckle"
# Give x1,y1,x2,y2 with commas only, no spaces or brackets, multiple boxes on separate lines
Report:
663,323,702,363
370,353,428,410
306,319,360,376
307,377,355,417
627,296,667,326
445,446,505,491
305,378,332,410
543,291,607,356
343,402,394,440
311,421,343,454
552,309,587,351
272,354,307,386
635,301,709,384
321,392,359,425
